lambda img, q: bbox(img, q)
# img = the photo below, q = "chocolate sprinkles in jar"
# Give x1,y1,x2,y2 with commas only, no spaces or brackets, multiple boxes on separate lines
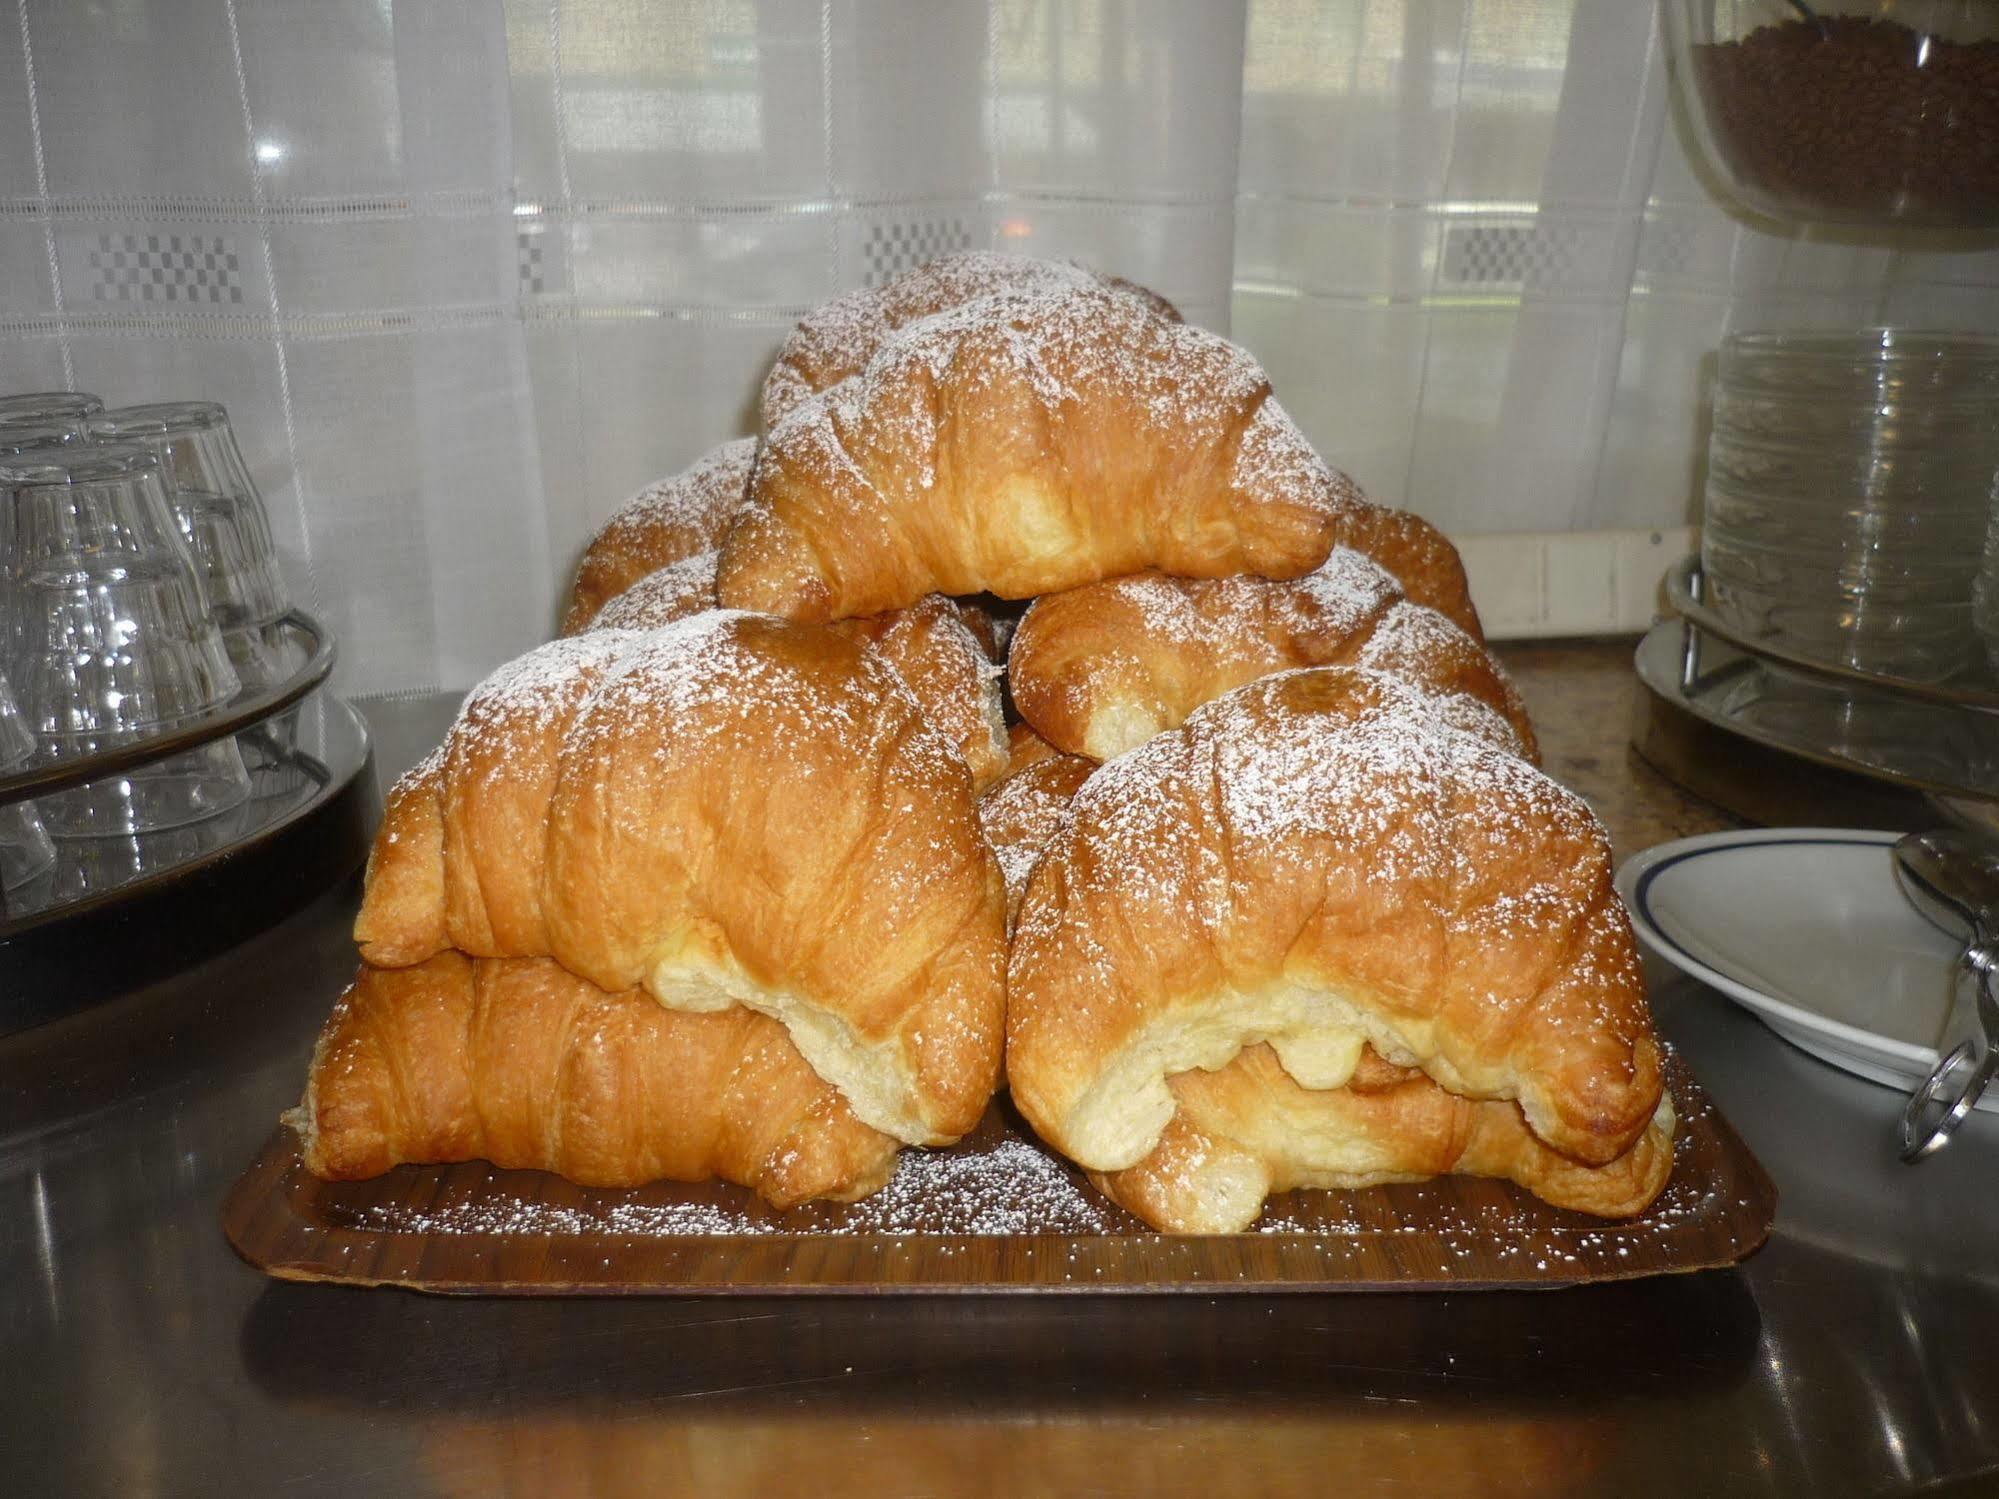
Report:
1663,2,1999,228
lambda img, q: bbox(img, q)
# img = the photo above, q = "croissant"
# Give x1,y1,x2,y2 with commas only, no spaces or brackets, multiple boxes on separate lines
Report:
950,597,1011,663
585,550,718,633
292,953,901,1206
1094,1044,1676,1233
1004,719,1067,772
584,554,1008,791
1006,665,1664,1174
976,744,1092,927
719,281,1399,621
558,438,756,634
759,251,1181,428
829,598,1007,789
354,612,1007,1146
1009,548,1536,764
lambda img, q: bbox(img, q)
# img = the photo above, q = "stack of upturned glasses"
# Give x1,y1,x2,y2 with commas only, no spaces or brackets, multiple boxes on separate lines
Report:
1701,331,1999,685
0,390,298,910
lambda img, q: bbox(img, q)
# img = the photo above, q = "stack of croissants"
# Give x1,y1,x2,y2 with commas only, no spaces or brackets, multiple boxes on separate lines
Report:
291,254,1676,1235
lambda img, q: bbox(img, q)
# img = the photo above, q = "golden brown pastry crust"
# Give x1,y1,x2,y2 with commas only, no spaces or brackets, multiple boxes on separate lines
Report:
758,252,1181,429
1004,721,1065,773
583,562,1009,793
1092,1044,1675,1233
354,613,1006,1146
949,598,1007,662
1008,549,1536,764
718,281,1377,622
976,749,1093,928
562,448,1005,789
1006,665,1662,1175
559,438,756,634
829,596,1008,791
1331,503,1484,640
294,953,900,1206
586,550,719,633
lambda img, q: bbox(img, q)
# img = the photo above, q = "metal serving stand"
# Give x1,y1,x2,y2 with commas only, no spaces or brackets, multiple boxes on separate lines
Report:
1633,557,1999,833
0,611,378,1031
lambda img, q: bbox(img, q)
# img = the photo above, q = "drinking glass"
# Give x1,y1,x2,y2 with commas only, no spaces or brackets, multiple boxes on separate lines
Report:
88,402,294,689
0,670,55,908
0,418,85,457
0,447,249,835
0,392,104,424
1702,331,1999,683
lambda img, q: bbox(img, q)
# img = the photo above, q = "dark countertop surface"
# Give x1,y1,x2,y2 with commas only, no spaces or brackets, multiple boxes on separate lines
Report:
4,648,1998,1497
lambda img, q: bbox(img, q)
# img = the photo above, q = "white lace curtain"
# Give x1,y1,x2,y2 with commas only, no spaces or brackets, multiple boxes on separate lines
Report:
5,0,1996,694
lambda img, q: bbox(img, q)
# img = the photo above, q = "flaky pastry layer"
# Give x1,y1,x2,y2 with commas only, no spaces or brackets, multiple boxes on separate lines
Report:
1092,1044,1675,1233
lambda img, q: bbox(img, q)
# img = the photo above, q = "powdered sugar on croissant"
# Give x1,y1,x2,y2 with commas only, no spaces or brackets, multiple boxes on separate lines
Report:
559,437,756,634
759,251,1181,429
583,555,1008,792
976,745,1093,929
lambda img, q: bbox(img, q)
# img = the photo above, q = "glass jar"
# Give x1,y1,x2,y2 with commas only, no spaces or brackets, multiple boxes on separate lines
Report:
1660,1,1999,228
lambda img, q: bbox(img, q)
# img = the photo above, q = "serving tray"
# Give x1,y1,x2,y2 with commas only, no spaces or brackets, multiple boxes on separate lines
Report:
223,1050,1774,1295
0,610,335,809
1664,555,1999,712
1634,621,1999,806
0,694,376,1029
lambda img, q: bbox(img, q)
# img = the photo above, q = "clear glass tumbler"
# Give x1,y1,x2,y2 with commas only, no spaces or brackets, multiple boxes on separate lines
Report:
0,447,249,836
87,402,294,689
0,418,84,456
0,670,56,909
0,392,104,424
1702,330,1999,683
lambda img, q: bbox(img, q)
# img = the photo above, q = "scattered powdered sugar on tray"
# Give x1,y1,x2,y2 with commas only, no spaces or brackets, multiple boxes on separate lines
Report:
841,1138,1119,1234
334,1133,1120,1239
342,1193,778,1239
322,1055,1729,1254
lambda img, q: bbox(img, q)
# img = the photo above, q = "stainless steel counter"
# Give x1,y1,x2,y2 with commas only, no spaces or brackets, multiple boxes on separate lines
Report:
4,691,1999,1497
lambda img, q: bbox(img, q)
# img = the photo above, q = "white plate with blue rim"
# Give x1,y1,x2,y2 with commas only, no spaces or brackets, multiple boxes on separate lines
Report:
1615,827,1998,1112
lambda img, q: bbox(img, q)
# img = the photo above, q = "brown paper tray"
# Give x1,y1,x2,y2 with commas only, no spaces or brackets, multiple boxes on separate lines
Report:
222,1051,1773,1295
